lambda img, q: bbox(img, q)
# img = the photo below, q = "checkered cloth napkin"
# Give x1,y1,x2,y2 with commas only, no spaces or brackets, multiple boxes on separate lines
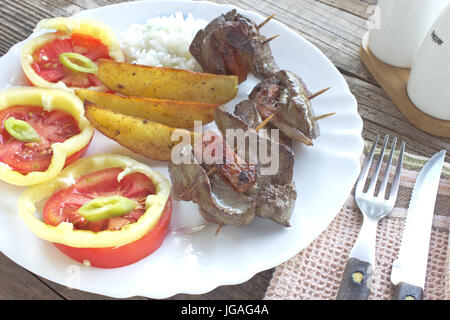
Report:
264,146,450,300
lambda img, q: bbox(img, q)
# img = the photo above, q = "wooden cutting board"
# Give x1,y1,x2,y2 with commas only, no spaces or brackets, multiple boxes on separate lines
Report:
359,32,450,138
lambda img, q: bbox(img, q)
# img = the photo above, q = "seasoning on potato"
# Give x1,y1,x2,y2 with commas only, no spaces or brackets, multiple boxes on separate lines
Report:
76,89,218,128
84,100,193,162
97,59,239,105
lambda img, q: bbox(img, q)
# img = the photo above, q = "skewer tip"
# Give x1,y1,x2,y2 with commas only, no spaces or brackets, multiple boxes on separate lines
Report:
256,13,276,30
308,86,331,100
255,113,275,131
264,34,280,44
215,224,224,236
313,112,336,121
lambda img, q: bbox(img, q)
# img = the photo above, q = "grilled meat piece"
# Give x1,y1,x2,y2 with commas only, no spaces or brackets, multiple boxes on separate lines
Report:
255,182,296,226
251,78,281,119
170,144,257,227
190,9,279,83
214,106,294,186
214,70,319,146
200,131,257,193
246,70,319,145
232,100,292,148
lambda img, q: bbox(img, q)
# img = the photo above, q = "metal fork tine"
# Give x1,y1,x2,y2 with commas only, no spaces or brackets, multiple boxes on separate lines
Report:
367,135,389,195
355,135,379,194
388,140,405,202
377,136,397,198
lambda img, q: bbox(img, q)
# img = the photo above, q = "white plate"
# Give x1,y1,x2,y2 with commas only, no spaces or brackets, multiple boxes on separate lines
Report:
0,0,363,299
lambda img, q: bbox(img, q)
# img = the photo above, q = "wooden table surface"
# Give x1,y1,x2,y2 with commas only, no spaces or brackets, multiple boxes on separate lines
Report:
0,0,448,300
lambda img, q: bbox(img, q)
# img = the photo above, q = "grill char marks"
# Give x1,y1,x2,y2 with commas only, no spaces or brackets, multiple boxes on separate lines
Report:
200,132,257,193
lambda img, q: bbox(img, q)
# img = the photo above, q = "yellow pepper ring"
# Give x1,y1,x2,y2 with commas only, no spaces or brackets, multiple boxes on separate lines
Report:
21,17,124,91
0,87,94,186
18,153,171,248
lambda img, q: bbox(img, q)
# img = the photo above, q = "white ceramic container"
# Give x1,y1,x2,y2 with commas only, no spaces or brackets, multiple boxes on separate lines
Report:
407,3,450,121
368,0,448,68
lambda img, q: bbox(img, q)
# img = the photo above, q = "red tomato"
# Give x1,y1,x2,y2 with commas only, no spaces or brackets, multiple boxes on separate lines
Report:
54,199,172,268
31,33,110,88
0,105,87,174
43,167,172,268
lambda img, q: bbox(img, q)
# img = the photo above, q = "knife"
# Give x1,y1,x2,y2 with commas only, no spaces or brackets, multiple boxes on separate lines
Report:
390,149,446,300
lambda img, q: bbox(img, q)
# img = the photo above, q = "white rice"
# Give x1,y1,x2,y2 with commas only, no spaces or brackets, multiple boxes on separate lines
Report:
120,12,207,72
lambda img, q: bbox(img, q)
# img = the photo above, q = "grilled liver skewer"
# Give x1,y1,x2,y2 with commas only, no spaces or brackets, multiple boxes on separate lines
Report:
170,11,336,228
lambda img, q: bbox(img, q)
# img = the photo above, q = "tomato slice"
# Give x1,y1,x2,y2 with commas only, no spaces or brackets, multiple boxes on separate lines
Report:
31,33,110,88
54,199,172,268
43,167,171,268
0,105,86,174
43,167,157,231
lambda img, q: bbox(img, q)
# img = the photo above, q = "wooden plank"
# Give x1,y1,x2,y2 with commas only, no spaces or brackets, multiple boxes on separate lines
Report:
344,74,450,161
38,277,147,300
170,269,274,300
316,0,377,19
0,253,63,300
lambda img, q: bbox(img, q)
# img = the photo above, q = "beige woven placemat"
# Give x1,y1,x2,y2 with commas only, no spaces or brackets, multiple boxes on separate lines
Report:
264,147,450,300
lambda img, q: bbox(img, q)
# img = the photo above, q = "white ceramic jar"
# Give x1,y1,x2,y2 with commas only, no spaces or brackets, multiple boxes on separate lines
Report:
368,0,448,68
407,3,450,121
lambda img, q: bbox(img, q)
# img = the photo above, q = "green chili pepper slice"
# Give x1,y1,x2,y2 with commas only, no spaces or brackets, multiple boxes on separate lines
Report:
78,196,138,222
4,117,42,143
59,52,98,74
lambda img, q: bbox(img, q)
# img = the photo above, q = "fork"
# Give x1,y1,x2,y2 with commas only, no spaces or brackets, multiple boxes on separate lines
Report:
336,135,405,300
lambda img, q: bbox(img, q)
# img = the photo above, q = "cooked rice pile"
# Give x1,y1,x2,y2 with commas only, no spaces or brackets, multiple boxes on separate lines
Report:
120,12,207,72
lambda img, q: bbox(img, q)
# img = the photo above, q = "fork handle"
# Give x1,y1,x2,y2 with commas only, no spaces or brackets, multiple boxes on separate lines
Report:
336,258,372,300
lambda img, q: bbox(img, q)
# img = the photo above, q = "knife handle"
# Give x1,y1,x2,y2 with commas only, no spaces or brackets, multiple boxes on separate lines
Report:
394,282,423,300
336,258,372,300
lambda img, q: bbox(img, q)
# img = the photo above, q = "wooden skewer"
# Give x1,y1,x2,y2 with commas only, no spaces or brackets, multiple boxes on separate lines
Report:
264,34,279,44
308,86,331,100
256,13,276,30
313,112,336,121
255,112,276,131
215,224,224,236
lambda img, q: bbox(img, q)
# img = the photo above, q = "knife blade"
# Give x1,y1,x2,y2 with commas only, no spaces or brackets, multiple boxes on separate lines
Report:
390,150,446,300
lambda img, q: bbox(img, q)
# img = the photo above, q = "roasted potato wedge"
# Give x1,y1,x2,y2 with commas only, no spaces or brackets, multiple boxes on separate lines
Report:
97,59,238,104
84,101,193,161
76,89,218,128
